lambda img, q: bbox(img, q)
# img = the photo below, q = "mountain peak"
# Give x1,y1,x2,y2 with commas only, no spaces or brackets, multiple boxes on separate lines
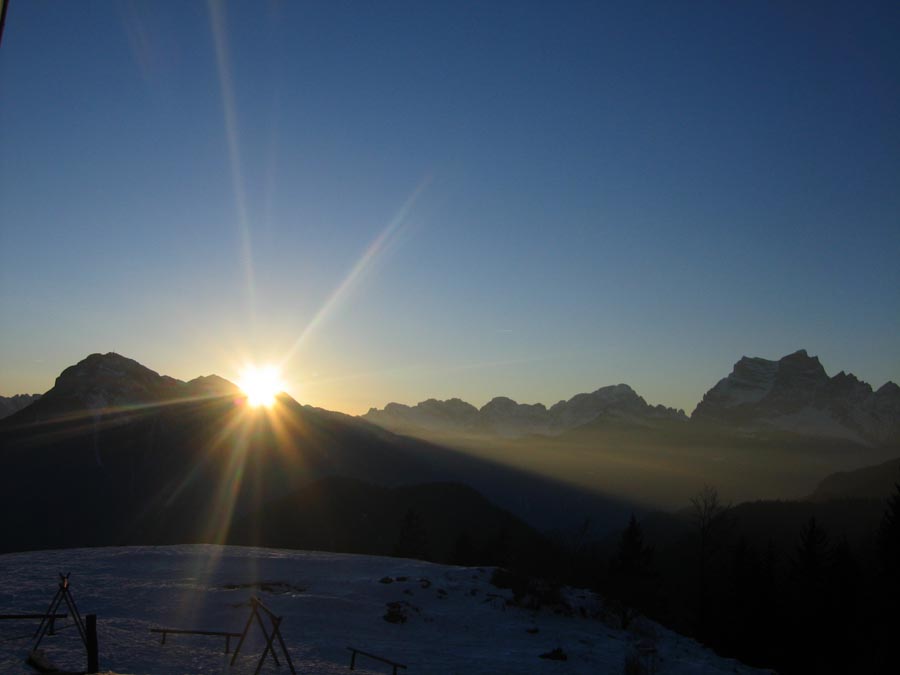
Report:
876,381,899,396
777,349,825,373
693,350,899,445
3,353,239,423
185,374,241,396
51,352,180,404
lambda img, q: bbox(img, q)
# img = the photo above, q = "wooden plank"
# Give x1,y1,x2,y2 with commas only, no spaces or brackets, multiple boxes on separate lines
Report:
150,628,241,638
347,646,407,670
151,627,243,654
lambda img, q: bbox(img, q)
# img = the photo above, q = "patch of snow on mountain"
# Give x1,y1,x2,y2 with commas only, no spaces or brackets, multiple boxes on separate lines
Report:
0,545,768,675
706,358,779,407
759,406,869,445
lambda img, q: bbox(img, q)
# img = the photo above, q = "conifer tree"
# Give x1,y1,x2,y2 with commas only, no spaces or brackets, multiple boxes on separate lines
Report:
828,536,859,673
789,517,831,674
725,536,761,658
875,472,900,656
608,514,656,628
876,472,900,583
689,485,732,637
792,516,830,586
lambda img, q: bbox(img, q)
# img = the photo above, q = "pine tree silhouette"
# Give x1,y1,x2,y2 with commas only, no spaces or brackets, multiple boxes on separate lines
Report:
873,473,900,670
793,516,830,584
876,472,900,582
608,513,656,629
789,517,831,674
612,514,653,575
757,538,782,667
689,485,732,638
828,536,859,673
724,536,763,660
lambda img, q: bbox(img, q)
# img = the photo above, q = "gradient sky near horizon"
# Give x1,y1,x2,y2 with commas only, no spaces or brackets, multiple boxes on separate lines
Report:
1,1,898,415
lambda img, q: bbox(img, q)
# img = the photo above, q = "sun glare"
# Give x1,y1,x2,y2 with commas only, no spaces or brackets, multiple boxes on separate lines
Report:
237,365,283,408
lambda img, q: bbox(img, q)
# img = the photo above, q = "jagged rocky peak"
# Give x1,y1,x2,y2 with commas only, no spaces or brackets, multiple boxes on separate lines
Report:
364,397,480,433
695,350,816,414
873,381,900,417
0,393,42,420
772,349,828,386
362,383,686,438
693,350,900,446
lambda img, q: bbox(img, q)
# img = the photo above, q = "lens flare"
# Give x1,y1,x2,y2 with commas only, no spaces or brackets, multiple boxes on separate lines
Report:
237,365,283,407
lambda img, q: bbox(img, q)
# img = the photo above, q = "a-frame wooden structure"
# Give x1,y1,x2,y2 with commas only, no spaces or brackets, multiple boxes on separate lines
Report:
32,574,86,651
230,596,296,675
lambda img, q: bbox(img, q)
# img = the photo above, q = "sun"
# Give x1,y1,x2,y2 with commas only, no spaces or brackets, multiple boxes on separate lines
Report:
237,365,284,408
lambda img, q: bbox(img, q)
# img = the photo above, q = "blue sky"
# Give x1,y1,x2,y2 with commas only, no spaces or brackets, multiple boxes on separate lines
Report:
1,1,898,414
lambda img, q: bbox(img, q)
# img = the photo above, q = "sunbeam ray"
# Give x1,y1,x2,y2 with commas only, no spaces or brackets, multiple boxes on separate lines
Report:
279,175,432,369
208,0,256,329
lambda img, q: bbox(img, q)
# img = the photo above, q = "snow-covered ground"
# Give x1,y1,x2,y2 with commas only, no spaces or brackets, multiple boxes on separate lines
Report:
0,545,767,674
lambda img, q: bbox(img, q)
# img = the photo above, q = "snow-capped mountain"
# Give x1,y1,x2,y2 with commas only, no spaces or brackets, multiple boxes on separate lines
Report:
6,352,240,422
692,350,900,446
0,393,41,419
363,384,688,438
0,545,768,675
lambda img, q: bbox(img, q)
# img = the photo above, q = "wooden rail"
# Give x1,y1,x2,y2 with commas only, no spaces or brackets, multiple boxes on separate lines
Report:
347,646,407,674
150,628,243,654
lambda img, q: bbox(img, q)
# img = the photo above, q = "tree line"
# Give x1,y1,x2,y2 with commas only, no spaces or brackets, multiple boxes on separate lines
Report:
590,478,900,674
384,474,900,673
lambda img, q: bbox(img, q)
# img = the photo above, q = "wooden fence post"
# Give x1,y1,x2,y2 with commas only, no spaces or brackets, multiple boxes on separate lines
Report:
86,614,98,673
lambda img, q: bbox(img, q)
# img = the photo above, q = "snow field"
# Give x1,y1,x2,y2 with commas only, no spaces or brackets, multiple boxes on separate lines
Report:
0,545,768,674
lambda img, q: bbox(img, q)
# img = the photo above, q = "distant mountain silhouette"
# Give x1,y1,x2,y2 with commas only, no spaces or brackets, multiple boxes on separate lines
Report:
0,352,633,554
693,350,900,446
363,384,687,438
810,456,900,502
5,352,240,424
0,393,41,419
364,350,899,447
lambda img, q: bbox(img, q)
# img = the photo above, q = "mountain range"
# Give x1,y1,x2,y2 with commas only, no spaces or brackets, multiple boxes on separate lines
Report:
363,383,687,438
0,393,41,419
6,349,896,446
0,352,631,553
364,350,900,446
1,349,898,555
